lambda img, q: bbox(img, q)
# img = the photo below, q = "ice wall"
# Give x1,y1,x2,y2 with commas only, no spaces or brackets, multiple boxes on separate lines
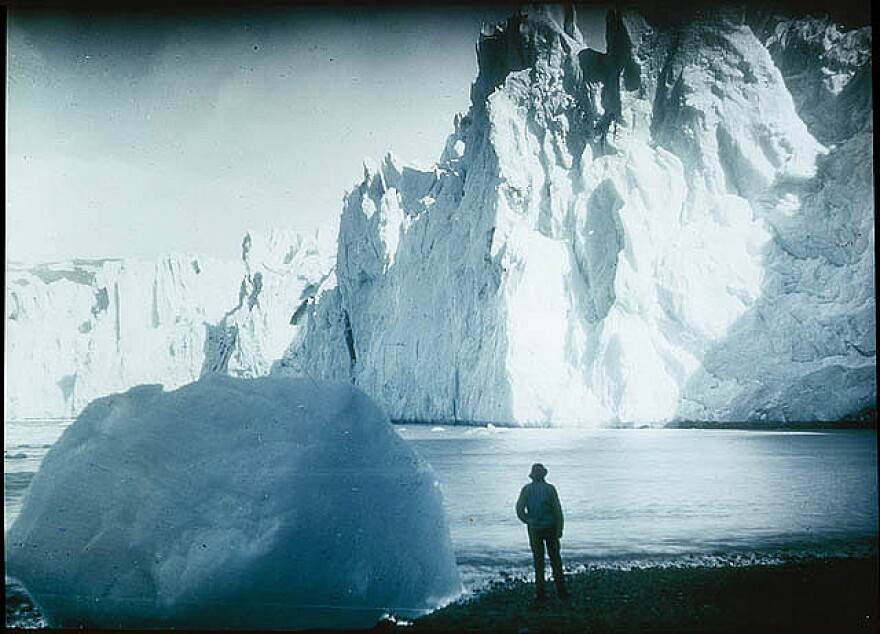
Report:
279,6,874,425
201,226,337,378
5,228,335,419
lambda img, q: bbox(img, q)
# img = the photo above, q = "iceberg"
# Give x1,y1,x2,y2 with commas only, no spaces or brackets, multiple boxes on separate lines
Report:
5,375,462,629
277,6,874,426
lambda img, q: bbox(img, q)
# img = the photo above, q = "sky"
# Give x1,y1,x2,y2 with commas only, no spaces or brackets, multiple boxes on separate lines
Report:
6,3,610,264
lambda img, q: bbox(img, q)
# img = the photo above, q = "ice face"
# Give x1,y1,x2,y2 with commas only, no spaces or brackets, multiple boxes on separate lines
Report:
5,375,462,629
5,7,874,427
5,255,239,419
5,227,336,419
278,7,874,426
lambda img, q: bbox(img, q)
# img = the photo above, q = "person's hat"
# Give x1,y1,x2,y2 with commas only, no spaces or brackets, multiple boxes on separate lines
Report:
529,463,548,480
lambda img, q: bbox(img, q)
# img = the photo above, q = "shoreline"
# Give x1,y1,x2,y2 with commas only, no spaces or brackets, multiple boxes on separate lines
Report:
6,556,878,631
391,420,878,431
416,555,879,633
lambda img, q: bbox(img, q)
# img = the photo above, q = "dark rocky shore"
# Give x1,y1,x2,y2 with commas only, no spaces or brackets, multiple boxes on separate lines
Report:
415,556,879,633
7,557,876,632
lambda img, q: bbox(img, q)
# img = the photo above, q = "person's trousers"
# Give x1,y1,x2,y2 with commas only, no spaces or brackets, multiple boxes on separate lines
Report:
528,526,566,598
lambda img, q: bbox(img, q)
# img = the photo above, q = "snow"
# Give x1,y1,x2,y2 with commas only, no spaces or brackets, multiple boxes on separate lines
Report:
5,375,462,629
278,7,874,425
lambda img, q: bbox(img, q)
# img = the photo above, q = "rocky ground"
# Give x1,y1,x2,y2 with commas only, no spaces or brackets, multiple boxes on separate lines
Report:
415,556,879,633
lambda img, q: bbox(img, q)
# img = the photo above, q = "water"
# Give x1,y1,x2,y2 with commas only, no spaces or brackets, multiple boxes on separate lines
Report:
397,426,879,589
4,419,70,534
5,420,878,626
5,419,73,629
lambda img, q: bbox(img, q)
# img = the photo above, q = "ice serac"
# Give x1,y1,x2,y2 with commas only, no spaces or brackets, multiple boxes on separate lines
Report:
6,376,462,629
6,228,335,419
200,226,337,378
680,13,876,422
279,5,874,425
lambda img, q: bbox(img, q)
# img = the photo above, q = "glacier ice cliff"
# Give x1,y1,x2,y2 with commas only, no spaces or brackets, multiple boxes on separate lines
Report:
5,228,335,419
5,6,872,426
276,6,874,425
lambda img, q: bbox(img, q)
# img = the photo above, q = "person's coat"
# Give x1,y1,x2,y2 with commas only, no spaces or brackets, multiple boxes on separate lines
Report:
516,480,564,538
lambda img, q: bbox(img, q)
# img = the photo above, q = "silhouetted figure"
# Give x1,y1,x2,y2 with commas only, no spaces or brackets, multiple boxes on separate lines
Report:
516,463,569,605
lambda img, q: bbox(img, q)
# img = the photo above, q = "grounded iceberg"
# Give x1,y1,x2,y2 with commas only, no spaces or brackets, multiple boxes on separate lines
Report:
5,375,462,629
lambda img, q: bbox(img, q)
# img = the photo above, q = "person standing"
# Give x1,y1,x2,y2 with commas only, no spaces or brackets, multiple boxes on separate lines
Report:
516,463,569,605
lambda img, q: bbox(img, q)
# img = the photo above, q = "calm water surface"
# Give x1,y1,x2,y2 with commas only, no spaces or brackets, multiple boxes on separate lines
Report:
5,420,878,622
398,426,878,586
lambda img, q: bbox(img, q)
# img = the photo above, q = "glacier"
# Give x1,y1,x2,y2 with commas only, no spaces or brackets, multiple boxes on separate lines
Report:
5,227,335,419
4,6,874,427
276,6,874,425
6,376,462,629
